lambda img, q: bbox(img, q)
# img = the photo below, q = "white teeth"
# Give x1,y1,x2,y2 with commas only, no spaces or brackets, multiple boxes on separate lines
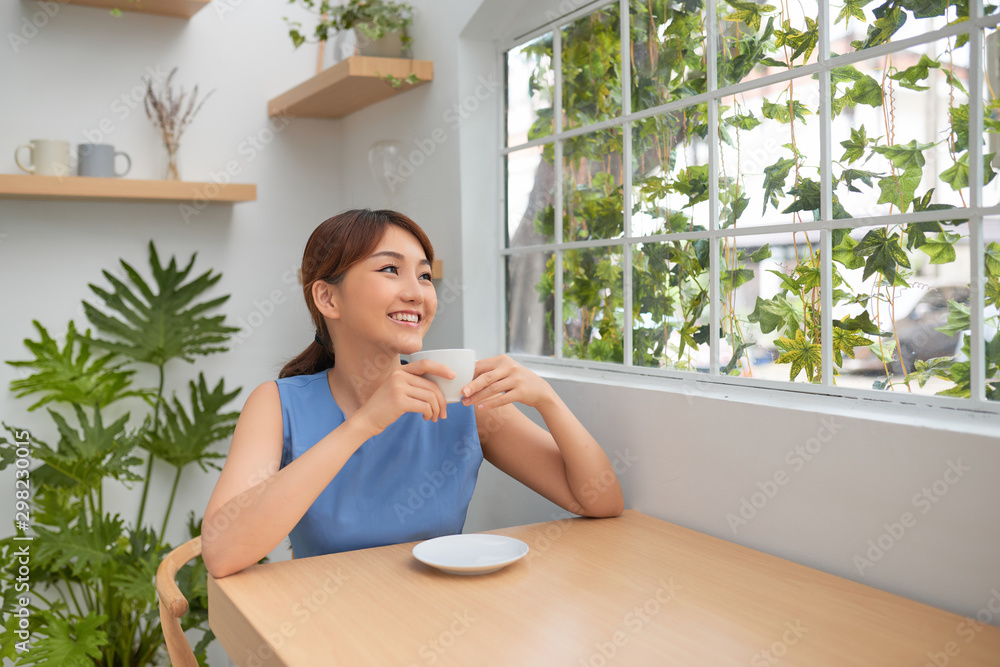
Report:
390,313,419,323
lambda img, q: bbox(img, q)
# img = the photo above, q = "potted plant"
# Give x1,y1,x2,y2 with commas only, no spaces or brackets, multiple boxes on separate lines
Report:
286,0,414,58
0,242,239,665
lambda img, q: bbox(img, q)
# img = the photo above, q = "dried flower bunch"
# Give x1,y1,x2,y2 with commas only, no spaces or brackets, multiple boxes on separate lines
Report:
143,67,214,179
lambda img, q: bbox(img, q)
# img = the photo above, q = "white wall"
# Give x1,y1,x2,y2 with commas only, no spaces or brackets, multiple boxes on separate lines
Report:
1,0,998,664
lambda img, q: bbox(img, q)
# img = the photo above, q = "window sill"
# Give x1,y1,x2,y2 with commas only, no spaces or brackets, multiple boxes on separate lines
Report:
512,355,1000,438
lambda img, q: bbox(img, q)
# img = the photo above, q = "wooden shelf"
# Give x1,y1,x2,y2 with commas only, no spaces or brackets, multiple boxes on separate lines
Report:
268,56,433,119
0,174,256,204
63,0,210,18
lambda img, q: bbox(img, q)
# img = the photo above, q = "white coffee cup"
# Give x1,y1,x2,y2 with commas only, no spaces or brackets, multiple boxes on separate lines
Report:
409,348,476,403
15,139,71,176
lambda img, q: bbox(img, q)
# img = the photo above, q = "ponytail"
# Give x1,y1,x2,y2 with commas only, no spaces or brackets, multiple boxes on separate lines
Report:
279,336,334,379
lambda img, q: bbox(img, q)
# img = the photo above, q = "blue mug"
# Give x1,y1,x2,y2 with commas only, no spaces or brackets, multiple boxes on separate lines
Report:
78,143,131,178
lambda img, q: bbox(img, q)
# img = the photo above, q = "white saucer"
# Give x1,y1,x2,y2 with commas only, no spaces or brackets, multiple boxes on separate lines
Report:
412,534,529,575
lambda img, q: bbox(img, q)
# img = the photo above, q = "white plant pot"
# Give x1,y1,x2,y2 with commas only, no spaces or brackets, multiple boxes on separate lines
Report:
354,26,406,58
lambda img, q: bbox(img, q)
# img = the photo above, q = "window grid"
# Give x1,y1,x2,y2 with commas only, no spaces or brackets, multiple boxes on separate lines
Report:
500,0,1000,413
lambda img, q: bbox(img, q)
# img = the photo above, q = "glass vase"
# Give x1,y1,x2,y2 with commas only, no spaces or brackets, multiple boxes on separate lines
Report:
164,141,180,180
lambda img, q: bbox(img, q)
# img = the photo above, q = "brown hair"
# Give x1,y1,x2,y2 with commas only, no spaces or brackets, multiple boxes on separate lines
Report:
278,209,434,379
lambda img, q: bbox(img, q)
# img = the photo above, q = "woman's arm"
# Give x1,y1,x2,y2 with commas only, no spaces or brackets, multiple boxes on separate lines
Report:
201,381,374,578
463,356,624,517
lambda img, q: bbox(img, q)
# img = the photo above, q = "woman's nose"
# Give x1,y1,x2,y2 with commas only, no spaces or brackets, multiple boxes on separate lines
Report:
400,274,425,303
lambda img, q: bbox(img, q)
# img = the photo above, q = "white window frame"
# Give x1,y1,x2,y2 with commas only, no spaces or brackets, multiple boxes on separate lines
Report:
496,0,1000,419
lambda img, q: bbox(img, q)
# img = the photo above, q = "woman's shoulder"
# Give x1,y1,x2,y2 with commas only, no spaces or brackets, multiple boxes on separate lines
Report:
274,369,329,389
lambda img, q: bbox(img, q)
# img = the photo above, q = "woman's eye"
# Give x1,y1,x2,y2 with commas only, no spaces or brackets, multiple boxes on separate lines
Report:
419,272,432,281
378,265,399,275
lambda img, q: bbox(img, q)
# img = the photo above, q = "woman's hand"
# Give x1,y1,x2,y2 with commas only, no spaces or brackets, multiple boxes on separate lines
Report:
352,360,453,436
460,355,555,411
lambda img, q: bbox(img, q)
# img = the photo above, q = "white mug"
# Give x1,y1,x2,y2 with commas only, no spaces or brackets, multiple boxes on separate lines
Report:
409,348,476,403
15,139,71,176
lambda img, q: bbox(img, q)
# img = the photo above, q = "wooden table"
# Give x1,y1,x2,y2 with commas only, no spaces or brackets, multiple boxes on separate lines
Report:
208,510,1000,665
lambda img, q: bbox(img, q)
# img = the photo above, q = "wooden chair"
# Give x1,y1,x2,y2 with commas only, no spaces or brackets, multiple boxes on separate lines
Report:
156,536,202,667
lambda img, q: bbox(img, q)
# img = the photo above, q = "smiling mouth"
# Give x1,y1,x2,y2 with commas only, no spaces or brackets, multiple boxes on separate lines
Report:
389,312,421,326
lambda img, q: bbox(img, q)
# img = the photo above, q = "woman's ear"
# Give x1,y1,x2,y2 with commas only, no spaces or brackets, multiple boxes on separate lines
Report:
312,280,340,319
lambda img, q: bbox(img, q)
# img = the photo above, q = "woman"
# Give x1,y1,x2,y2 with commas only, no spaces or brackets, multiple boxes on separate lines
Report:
202,209,623,577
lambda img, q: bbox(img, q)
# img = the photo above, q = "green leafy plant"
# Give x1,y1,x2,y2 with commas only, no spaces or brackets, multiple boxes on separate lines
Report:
286,0,414,52
0,242,240,665
509,0,999,400
378,72,420,88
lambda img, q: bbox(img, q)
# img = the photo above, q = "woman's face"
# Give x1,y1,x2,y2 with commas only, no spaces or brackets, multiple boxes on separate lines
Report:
328,225,437,355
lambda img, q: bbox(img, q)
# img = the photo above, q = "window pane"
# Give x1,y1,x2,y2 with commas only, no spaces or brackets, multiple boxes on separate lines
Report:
562,3,622,129
632,103,710,236
564,128,625,241
633,241,710,369
508,252,555,356
717,0,819,87
563,246,624,362
986,28,1000,207
507,146,555,247
830,0,966,57
833,222,970,398
506,33,555,147
717,75,821,228
629,0,707,113
830,38,989,219
721,231,822,382
984,218,999,401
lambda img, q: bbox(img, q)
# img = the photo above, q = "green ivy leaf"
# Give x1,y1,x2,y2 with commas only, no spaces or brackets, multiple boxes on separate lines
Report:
950,104,969,152
876,164,922,212
774,17,818,63
942,67,967,94
936,300,970,337
869,337,898,364
724,112,762,130
831,229,866,270
723,268,756,291
872,139,934,170
762,98,812,123
747,296,785,334
835,310,890,336
985,242,1000,278
768,269,804,292
761,157,796,213
722,0,777,31
782,178,821,215
750,244,772,262
888,54,939,91
854,227,911,284
838,168,881,193
850,6,906,50
904,356,957,388
775,329,822,381
940,152,997,190
833,326,874,365
918,231,960,264
846,74,883,107
840,125,873,164
834,0,873,26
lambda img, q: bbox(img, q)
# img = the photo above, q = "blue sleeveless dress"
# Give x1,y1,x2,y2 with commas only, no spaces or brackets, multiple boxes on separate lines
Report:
276,369,483,558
